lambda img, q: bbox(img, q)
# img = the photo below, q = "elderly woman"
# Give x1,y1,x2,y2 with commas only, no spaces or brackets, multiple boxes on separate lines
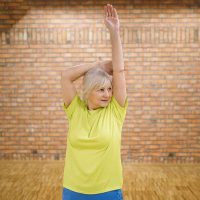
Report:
61,4,128,200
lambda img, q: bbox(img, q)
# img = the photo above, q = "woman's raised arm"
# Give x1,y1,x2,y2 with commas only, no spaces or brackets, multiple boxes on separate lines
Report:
104,4,127,106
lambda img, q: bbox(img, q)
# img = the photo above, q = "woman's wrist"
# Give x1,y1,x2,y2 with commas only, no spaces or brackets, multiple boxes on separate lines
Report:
109,28,120,35
110,30,120,41
87,61,100,69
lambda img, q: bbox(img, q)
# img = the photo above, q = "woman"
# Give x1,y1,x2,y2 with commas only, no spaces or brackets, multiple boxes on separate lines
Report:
61,4,128,200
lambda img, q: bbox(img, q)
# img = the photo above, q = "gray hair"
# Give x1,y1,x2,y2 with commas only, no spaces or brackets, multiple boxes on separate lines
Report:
80,67,112,103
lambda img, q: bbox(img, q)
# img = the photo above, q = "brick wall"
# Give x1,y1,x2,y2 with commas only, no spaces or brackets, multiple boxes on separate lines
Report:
0,0,199,163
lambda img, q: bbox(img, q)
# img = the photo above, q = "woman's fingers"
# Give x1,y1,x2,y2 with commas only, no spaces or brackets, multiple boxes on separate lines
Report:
104,6,108,18
105,4,117,18
104,4,110,18
110,5,114,17
113,8,117,18
106,4,111,17
109,4,112,17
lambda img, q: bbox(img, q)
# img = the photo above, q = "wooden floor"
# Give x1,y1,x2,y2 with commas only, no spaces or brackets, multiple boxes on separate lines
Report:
0,161,199,200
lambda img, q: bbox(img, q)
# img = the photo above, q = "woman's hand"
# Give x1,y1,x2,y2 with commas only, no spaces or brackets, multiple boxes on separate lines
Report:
98,60,113,76
104,4,120,34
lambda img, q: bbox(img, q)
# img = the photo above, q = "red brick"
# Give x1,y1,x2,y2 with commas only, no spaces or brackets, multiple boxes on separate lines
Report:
0,0,199,163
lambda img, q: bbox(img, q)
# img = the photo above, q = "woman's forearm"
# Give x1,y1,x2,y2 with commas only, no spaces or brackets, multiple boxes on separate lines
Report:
110,31,124,72
61,61,99,82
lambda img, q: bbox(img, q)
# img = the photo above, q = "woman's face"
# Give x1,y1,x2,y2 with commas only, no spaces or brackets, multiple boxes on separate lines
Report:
87,84,112,110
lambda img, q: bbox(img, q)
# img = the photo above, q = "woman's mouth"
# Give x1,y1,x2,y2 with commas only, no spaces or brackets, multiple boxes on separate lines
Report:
101,99,109,102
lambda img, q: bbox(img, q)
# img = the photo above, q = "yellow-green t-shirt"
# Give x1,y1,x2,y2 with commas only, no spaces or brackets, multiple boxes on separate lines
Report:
62,94,128,194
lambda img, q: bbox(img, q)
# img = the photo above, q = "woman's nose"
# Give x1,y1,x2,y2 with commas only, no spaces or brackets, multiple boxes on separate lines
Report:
104,90,110,97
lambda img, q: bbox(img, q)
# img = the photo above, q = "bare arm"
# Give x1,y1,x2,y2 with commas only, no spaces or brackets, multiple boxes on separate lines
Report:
61,60,112,107
104,4,127,106
61,61,101,81
61,61,99,107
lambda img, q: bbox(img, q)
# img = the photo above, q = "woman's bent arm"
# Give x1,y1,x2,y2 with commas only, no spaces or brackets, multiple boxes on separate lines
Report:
61,61,99,107
61,61,99,82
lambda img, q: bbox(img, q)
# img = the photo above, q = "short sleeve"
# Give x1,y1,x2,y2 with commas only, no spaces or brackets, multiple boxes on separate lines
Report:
110,95,128,124
63,94,80,120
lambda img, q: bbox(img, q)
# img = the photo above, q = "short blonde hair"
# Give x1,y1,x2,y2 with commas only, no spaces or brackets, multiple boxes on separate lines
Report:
80,67,112,103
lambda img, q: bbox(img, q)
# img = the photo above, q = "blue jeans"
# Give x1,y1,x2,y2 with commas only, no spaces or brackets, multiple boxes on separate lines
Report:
62,187,124,200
